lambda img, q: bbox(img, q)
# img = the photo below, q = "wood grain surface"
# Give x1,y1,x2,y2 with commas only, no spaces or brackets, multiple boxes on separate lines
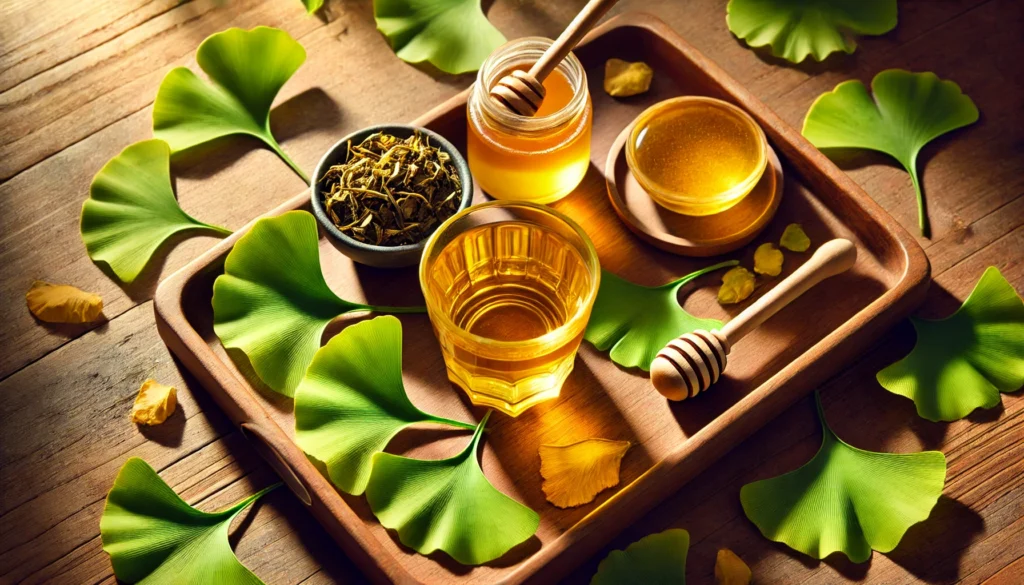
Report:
1,0,1021,584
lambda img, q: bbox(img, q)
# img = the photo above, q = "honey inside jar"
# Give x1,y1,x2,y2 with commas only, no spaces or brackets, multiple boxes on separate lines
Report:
628,97,768,216
467,37,592,204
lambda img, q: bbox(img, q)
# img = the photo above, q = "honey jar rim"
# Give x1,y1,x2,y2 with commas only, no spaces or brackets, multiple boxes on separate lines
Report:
418,200,601,352
625,96,769,215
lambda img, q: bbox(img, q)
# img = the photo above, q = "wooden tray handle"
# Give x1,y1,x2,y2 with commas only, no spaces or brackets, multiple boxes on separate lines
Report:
241,422,313,506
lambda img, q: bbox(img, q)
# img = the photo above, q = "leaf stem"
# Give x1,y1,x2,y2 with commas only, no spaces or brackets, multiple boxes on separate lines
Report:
224,481,283,514
262,132,310,184
909,169,930,238
427,416,478,431
664,259,740,292
470,411,492,452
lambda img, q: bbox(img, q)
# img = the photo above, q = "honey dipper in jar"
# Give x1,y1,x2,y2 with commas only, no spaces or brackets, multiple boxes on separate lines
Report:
651,239,857,401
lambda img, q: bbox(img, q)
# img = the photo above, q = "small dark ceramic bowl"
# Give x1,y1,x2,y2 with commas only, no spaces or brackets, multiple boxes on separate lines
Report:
311,124,473,268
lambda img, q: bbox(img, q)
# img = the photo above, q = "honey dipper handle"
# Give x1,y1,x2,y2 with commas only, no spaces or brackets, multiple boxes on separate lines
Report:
720,239,857,344
528,0,619,83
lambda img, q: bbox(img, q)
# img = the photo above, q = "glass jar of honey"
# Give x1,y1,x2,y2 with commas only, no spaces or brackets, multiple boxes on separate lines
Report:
467,37,592,204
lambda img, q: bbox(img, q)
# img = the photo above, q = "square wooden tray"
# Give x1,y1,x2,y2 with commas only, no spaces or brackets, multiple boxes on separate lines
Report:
154,13,929,585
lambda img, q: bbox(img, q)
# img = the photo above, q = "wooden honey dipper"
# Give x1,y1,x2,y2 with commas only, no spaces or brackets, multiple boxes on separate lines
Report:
651,239,858,401
489,0,619,116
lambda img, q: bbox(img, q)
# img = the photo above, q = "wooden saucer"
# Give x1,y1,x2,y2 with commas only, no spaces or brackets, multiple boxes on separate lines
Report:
605,123,784,257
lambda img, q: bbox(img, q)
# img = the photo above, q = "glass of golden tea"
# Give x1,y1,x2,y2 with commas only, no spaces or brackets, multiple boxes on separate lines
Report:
420,201,600,417
627,96,768,216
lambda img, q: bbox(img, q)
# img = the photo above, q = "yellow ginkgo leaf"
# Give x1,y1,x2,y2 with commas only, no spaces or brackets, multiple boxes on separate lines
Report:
539,438,630,508
715,548,752,585
26,280,103,324
719,266,755,305
131,379,178,426
604,59,654,97
780,223,811,252
754,243,784,276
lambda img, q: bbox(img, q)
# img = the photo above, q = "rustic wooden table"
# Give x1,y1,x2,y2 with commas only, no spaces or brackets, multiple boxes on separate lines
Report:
1,1,1021,583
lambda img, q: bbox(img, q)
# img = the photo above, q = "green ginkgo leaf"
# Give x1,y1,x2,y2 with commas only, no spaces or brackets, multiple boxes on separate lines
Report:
726,0,897,63
294,316,475,495
584,260,737,371
803,69,979,236
301,0,324,14
374,0,507,74
364,411,540,565
740,393,946,563
100,457,279,584
212,211,423,397
153,26,309,181
877,267,1024,422
591,529,689,585
81,140,231,284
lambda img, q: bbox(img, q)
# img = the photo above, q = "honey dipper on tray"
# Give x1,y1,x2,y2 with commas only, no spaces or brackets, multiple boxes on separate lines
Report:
489,0,619,116
651,239,858,401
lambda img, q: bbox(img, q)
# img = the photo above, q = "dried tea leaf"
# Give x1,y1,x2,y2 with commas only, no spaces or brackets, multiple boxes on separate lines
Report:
364,412,540,565
592,529,689,585
212,211,423,396
780,223,811,252
131,379,178,426
754,243,784,276
715,549,751,585
740,393,946,562
26,281,103,324
718,267,755,305
539,439,631,508
374,0,506,74
101,457,279,584
803,70,979,236
585,261,737,371
153,27,309,181
319,131,461,246
604,59,654,97
82,140,231,283
877,267,1024,421
294,316,474,495
727,0,897,63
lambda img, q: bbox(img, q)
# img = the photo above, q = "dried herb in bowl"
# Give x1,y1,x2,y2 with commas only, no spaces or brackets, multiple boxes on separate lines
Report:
319,131,462,247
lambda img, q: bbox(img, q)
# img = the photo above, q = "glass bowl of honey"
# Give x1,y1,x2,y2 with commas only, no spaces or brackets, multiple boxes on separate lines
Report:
419,201,600,417
626,97,768,216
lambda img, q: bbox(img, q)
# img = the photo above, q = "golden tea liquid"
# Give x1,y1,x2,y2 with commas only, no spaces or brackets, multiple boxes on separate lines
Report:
467,38,592,204
628,97,767,216
421,212,598,417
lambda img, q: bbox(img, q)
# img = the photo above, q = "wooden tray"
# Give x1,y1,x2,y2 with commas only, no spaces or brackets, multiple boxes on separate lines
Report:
154,13,929,585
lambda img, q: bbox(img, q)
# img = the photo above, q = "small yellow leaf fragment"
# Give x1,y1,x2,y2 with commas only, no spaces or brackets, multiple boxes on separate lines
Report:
539,438,631,508
780,223,811,252
26,280,103,324
131,379,178,426
715,548,752,585
754,243,784,276
718,267,755,305
604,59,653,97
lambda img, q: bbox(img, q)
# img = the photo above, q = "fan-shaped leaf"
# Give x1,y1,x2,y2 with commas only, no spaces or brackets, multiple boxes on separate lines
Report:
726,0,897,63
374,0,506,74
364,411,539,565
803,70,979,236
295,316,474,495
740,393,946,562
877,267,1024,421
100,457,278,584
584,261,737,371
212,211,422,397
591,528,689,585
153,27,309,181
81,140,230,283
539,438,630,508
